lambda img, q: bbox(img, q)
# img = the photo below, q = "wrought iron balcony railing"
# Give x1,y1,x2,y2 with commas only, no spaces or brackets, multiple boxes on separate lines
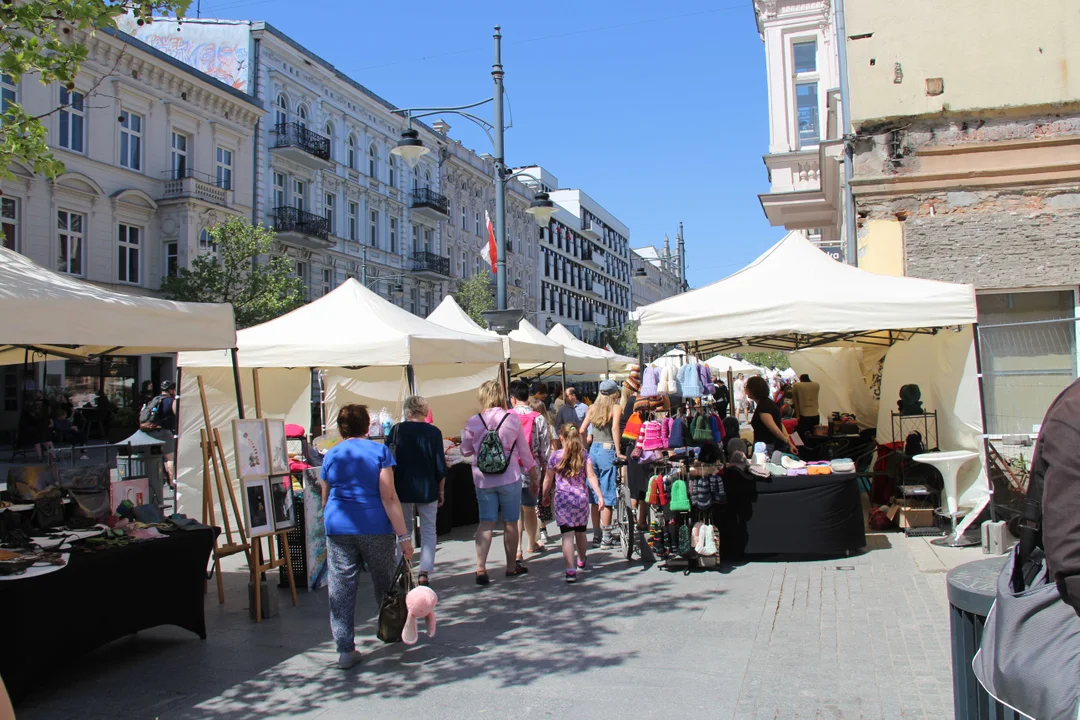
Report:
273,122,331,161
410,250,450,276
409,186,449,216
271,206,330,241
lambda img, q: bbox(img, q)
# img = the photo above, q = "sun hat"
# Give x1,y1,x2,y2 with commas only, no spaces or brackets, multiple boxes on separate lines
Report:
599,379,620,396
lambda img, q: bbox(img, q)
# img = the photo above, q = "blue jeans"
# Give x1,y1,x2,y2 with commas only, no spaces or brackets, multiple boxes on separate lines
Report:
400,501,438,574
588,444,618,506
476,481,522,523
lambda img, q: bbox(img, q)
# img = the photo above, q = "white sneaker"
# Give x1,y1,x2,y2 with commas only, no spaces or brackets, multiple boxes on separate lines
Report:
336,651,363,669
539,530,550,544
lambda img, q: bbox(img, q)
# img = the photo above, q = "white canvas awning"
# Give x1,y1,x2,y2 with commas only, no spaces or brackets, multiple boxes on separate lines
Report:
0,245,235,360
638,232,978,352
426,296,564,365
546,324,610,374
179,279,504,368
703,354,765,376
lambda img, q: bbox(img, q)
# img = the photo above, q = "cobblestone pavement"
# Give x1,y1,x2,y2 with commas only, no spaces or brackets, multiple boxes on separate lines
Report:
16,526,982,720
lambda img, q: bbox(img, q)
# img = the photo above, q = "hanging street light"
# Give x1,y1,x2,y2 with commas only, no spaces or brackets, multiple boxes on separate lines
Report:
391,128,429,169
525,191,557,227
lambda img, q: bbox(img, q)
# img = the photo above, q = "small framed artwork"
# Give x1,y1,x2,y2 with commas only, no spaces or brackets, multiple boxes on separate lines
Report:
111,477,150,510
271,475,295,531
243,476,273,537
265,419,289,476
234,419,269,479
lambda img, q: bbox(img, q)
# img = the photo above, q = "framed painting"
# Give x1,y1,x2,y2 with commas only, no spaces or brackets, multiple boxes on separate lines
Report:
233,419,269,479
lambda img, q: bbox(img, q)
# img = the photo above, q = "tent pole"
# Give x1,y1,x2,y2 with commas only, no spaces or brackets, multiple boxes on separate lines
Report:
561,362,567,403
229,348,245,419
972,323,996,521
406,365,416,395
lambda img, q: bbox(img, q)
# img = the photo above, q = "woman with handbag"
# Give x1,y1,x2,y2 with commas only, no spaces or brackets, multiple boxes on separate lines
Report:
387,395,447,587
320,404,414,669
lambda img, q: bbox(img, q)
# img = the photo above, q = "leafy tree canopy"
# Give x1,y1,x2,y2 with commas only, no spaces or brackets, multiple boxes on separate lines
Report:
0,1,190,180
455,273,494,328
160,217,304,329
740,352,790,370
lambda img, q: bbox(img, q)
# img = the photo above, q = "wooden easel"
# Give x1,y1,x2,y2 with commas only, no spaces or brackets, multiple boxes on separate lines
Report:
197,376,251,603
249,368,299,623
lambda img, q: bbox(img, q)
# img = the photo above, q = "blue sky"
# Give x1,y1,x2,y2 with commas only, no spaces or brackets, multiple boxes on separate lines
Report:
196,0,786,288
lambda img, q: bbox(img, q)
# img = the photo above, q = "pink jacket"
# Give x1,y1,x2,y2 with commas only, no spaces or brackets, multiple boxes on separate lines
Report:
461,408,536,489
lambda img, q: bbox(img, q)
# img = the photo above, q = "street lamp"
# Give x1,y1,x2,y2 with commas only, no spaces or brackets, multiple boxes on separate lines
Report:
390,25,547,313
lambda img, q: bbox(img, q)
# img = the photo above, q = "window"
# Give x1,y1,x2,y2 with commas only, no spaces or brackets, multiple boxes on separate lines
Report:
425,290,433,316
164,242,179,278
117,224,141,284
293,179,306,211
347,135,356,169
793,39,819,146
1,74,15,114
348,201,358,241
58,87,85,153
215,146,233,190
273,172,286,208
119,110,142,171
369,209,378,247
475,211,481,236
1,197,18,251
324,122,334,160
296,105,307,130
198,228,216,253
412,224,419,253
324,192,335,234
461,205,467,230
170,131,188,178
388,157,396,188
295,261,308,297
368,144,377,178
275,93,289,126
57,210,84,275
409,287,418,314
423,227,433,252
322,268,332,297
389,216,397,253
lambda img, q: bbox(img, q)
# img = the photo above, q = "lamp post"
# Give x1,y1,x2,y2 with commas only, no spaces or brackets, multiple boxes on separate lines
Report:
390,26,556,314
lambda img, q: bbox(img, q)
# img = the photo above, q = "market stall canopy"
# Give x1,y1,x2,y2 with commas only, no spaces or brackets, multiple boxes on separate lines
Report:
703,354,765,376
179,278,503,368
546,324,611,374
651,348,701,368
637,233,978,353
0,245,235,361
426,296,564,365
506,318,566,365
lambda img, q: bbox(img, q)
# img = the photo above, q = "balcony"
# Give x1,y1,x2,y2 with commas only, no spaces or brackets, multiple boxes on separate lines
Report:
758,141,843,231
410,187,449,221
160,169,231,206
271,122,332,169
410,250,450,279
270,206,332,249
580,219,602,240
581,247,604,271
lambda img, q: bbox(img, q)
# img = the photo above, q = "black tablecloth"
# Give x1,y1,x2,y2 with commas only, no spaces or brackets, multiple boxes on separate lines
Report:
718,469,866,557
0,526,215,704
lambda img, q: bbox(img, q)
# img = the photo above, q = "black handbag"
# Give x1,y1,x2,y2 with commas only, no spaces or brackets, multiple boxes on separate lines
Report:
32,489,65,530
376,557,414,643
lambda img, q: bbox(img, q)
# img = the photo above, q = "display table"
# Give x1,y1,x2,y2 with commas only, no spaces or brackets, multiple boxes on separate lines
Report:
719,469,866,557
0,526,215,704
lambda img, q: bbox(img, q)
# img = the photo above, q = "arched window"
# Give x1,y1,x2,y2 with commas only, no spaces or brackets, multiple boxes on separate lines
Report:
368,143,377,178
324,122,334,160
388,155,396,187
346,134,356,170
424,170,432,190
275,93,288,127
296,104,307,130
198,228,216,254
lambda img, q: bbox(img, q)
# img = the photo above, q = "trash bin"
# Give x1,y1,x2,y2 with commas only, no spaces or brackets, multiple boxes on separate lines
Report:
946,557,1022,720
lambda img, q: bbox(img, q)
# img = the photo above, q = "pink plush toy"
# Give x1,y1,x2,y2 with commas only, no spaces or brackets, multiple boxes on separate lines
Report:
401,585,438,645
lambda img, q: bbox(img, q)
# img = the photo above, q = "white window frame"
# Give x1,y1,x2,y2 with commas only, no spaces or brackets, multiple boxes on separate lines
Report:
322,267,332,297
369,209,378,247
1,197,19,252
58,87,85,154
324,122,334,161
57,209,85,276
296,104,308,131
412,224,419,254
348,201,358,241
388,156,396,188
164,241,179,278
117,223,141,285
119,109,143,171
293,178,306,212
215,146,233,190
295,260,308,299
368,144,378,178
170,131,189,178
389,216,397,253
0,73,16,115
273,172,287,208
198,228,217,254
346,134,357,170
275,93,289,127
792,37,821,149
475,211,481,236
324,192,335,235
461,205,467,230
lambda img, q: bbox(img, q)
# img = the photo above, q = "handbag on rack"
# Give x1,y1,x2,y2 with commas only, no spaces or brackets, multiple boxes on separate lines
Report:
972,443,1080,718
376,557,416,643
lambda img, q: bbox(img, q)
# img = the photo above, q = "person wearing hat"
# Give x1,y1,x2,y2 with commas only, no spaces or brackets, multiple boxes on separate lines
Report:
582,379,622,547
143,380,178,486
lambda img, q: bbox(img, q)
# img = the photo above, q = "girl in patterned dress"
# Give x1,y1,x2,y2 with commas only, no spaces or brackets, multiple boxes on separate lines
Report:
542,424,605,583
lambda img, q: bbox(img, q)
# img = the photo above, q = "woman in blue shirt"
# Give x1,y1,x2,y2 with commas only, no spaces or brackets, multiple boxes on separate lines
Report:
320,404,413,669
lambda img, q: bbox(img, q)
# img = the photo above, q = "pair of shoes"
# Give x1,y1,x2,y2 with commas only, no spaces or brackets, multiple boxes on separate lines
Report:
539,530,550,544
418,572,429,586
475,571,490,586
505,560,529,577
336,651,363,669
577,559,587,571
600,536,614,548
565,570,577,584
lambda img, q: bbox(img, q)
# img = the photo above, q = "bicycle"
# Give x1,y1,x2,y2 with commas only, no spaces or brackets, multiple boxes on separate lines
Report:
613,457,649,562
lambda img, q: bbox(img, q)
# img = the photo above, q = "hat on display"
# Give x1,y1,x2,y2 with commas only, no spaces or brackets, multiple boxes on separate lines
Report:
599,379,620,396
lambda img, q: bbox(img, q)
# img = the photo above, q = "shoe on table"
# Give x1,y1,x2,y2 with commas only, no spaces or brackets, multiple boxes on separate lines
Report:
337,651,363,669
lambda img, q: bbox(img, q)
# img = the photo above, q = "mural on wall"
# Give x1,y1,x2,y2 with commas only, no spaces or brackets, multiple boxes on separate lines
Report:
116,17,251,93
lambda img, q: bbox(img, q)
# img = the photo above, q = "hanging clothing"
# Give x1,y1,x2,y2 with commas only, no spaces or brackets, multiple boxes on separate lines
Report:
640,366,661,397
698,364,715,396
658,366,677,395
679,363,704,399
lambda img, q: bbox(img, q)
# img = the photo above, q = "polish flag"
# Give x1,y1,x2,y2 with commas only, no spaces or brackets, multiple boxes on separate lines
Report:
480,210,498,273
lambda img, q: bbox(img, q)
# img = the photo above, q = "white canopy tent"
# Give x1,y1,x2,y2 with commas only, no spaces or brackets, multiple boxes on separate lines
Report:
703,354,765,377
0,245,235,363
426,296,564,365
177,279,504,522
638,232,989,525
544,324,610,375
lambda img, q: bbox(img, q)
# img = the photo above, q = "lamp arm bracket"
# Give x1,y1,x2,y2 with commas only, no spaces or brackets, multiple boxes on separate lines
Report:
504,169,543,183
393,105,496,147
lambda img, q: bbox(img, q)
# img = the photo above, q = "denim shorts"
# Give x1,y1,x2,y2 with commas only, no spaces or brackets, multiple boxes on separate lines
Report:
520,481,538,507
588,445,619,506
476,481,522,523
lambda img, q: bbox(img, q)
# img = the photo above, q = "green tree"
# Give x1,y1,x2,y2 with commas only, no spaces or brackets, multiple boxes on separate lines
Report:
602,320,638,358
741,352,790,370
160,217,304,329
0,1,190,180
455,273,494,328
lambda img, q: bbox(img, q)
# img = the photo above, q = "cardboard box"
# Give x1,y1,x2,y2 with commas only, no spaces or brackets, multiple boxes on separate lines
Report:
885,501,936,528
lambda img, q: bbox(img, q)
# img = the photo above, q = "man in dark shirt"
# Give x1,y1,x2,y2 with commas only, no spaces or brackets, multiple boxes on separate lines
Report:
714,380,730,419
1034,378,1080,615
146,380,178,486
553,387,583,432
